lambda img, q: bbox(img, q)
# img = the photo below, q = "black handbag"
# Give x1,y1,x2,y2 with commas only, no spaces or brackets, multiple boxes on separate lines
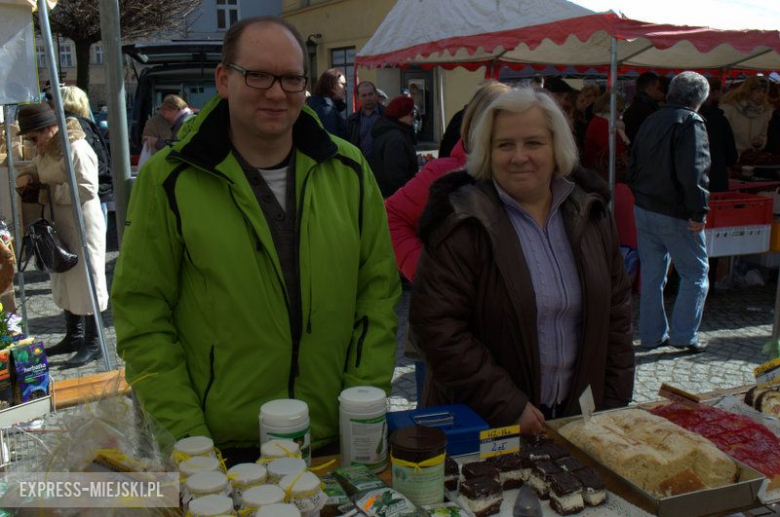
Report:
19,186,78,274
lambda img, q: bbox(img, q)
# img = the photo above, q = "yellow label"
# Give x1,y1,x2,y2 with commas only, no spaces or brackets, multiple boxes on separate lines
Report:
755,358,780,389
479,425,520,459
479,425,520,441
755,358,780,376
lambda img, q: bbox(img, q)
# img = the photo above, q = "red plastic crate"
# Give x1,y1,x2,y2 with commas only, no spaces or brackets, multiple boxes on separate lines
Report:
706,192,773,228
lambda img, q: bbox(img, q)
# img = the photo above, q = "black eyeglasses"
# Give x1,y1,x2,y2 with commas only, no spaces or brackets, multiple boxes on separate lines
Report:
227,63,307,93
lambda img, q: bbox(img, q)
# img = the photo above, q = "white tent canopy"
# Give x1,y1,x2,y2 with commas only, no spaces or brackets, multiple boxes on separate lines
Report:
357,0,780,73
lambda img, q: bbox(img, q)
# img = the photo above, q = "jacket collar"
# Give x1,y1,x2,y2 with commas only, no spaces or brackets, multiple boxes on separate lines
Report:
170,95,338,175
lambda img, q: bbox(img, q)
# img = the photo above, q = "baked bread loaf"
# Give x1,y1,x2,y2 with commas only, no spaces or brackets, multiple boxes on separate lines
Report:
558,409,737,497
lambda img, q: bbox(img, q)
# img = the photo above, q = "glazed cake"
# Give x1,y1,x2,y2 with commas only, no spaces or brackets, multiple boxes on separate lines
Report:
528,460,562,499
556,456,585,473
462,461,500,483
459,478,502,517
572,467,606,507
548,471,584,516
487,453,524,489
445,456,460,492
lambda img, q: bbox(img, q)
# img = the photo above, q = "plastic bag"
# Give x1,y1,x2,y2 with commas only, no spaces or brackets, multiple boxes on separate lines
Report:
137,142,153,169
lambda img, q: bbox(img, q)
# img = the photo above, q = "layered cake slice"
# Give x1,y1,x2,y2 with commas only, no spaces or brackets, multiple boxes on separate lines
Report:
445,456,460,492
487,453,524,489
572,467,607,507
556,456,585,473
462,461,500,483
518,449,536,482
548,471,584,516
528,442,568,462
528,460,562,499
459,478,502,517
521,433,551,448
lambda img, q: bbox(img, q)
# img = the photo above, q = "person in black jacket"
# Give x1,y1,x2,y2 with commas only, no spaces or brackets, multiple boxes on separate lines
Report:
306,68,349,140
368,96,418,198
699,79,738,193
627,72,711,354
60,86,112,224
624,72,665,144
438,105,465,158
346,81,384,158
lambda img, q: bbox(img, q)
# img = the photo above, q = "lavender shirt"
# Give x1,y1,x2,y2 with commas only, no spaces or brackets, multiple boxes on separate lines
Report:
494,177,583,406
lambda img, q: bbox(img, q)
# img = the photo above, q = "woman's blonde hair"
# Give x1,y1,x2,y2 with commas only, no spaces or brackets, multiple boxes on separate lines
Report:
592,90,626,115
460,81,512,153
60,86,92,118
721,76,770,107
467,88,578,181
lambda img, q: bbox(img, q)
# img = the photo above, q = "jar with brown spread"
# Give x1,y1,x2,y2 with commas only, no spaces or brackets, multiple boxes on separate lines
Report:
389,425,447,506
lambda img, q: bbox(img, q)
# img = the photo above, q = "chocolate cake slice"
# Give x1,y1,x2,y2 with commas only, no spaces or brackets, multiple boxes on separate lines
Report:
528,442,569,462
528,460,562,500
549,471,584,516
518,449,537,481
521,433,551,448
556,456,585,473
572,467,607,507
459,477,502,517
462,461,500,483
487,453,524,489
445,456,460,492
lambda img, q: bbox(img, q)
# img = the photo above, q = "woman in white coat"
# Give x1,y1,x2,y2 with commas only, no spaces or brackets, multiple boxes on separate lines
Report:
16,103,108,368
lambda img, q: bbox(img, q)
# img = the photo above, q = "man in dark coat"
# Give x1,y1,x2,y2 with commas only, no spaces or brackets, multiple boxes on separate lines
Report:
699,79,738,193
624,72,665,144
347,81,384,158
627,72,711,353
368,96,418,198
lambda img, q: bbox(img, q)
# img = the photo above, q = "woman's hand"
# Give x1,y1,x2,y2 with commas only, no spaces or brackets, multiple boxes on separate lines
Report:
517,402,546,434
16,174,33,187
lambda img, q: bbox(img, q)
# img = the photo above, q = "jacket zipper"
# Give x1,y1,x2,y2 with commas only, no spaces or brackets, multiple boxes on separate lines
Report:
355,316,369,369
201,345,216,412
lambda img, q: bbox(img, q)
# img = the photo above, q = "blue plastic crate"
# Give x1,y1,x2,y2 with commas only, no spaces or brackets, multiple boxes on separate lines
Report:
387,404,489,457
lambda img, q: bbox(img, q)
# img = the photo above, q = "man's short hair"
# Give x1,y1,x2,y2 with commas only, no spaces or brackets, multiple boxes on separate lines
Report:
467,87,579,181
666,72,710,110
313,68,344,98
221,16,308,76
357,81,377,94
636,72,660,93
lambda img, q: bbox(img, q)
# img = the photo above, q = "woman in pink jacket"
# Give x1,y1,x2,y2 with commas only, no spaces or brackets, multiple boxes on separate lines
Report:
386,81,510,281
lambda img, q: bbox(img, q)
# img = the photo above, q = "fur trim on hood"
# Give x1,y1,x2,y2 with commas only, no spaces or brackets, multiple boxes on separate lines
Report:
41,117,85,160
417,165,611,248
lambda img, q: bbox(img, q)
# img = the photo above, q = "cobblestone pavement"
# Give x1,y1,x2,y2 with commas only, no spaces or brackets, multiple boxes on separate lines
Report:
15,216,780,414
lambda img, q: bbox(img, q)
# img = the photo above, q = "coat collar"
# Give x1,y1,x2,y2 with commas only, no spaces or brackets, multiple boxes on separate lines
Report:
41,118,85,160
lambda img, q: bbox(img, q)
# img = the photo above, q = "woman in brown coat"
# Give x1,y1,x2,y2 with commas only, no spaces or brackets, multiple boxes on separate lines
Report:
410,88,634,433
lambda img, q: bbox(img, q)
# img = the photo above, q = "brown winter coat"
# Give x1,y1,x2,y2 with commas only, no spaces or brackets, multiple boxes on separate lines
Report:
410,169,634,427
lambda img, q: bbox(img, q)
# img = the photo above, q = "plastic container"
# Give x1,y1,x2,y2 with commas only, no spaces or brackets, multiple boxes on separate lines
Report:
705,225,771,257
184,471,233,511
706,192,773,228
255,503,301,517
240,484,286,511
279,471,327,516
188,494,236,516
260,439,301,461
266,457,307,484
259,399,311,465
173,436,217,465
390,425,447,506
227,463,267,510
386,404,489,457
339,386,388,472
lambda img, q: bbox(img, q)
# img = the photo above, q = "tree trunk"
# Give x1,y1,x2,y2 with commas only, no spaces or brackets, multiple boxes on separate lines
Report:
75,40,92,94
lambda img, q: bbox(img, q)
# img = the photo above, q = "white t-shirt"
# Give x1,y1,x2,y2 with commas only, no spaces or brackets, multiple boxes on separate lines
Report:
257,165,289,212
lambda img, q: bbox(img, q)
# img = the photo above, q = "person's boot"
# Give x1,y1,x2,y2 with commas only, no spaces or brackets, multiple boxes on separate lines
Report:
62,314,102,368
46,311,84,357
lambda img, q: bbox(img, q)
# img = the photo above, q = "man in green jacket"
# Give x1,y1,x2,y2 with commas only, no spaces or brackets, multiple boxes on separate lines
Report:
112,16,400,460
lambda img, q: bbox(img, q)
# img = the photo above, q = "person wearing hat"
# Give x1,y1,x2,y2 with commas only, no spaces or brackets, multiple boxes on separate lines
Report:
15,103,109,368
368,95,419,198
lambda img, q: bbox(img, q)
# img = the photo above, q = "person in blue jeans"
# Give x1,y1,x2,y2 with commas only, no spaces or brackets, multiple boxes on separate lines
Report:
627,71,711,353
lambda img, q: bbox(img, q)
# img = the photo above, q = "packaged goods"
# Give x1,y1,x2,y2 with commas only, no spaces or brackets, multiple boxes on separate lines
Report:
745,386,780,417
173,436,218,466
559,408,737,497
266,457,306,483
421,501,468,515
11,341,48,404
226,463,266,509
259,439,301,461
339,386,388,473
240,484,285,511
279,471,327,516
331,465,387,496
260,399,311,465
390,425,447,506
255,503,301,516
353,487,424,516
184,471,232,510
320,474,350,517
0,348,12,409
187,494,236,516
180,456,223,479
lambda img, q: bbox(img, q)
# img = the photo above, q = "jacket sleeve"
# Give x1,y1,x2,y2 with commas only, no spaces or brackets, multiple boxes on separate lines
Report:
675,117,711,222
343,154,401,394
410,225,527,426
111,160,210,440
384,166,436,281
599,214,635,409
53,141,99,206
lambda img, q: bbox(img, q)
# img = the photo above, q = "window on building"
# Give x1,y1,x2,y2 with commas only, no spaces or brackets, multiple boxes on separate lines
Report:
93,44,103,65
59,43,74,68
331,47,355,115
36,45,46,68
217,0,238,30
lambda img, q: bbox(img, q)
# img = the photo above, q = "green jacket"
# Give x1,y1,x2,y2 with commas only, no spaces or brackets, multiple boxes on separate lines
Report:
112,95,400,449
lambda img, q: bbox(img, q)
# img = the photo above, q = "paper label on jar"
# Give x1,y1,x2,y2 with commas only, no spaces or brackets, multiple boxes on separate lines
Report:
391,461,444,507
346,415,387,470
268,427,311,465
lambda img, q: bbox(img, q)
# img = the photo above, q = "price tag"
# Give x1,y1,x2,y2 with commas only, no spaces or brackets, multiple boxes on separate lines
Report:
579,385,595,423
658,383,701,407
479,425,520,459
755,358,780,390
